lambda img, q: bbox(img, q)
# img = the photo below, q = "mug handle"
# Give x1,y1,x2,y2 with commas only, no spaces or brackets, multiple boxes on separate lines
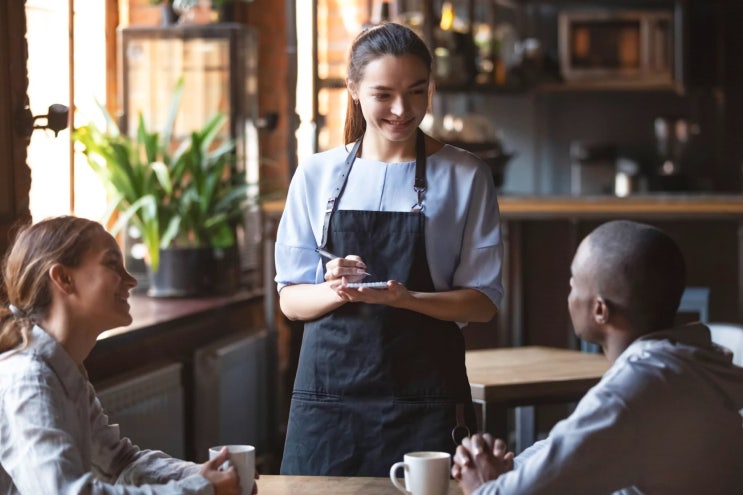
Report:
389,461,409,494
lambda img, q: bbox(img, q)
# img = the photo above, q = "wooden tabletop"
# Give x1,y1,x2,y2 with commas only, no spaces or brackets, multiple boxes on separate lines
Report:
258,475,464,494
465,346,610,404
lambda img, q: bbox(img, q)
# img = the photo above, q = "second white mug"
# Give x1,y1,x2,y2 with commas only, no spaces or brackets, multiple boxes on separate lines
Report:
389,451,451,495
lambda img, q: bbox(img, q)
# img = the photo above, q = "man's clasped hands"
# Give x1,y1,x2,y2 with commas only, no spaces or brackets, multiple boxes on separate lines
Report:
452,434,516,495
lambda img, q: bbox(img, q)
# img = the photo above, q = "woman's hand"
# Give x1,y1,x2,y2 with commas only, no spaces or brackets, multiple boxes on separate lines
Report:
199,447,241,495
324,255,369,289
337,280,409,305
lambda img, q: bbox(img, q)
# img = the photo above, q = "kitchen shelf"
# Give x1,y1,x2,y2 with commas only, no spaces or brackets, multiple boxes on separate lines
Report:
309,0,692,153
317,77,683,95
317,77,530,94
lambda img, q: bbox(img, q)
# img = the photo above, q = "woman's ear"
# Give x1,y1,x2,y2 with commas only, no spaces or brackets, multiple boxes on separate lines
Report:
346,79,358,102
48,264,74,295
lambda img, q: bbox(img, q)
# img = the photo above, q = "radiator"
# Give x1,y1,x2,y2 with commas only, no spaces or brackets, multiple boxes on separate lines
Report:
193,329,274,462
96,362,185,458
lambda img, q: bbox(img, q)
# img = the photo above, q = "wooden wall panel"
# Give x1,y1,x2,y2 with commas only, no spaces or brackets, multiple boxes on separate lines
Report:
0,1,31,266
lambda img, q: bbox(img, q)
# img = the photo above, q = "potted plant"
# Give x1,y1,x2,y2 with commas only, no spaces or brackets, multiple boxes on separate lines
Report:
73,78,251,297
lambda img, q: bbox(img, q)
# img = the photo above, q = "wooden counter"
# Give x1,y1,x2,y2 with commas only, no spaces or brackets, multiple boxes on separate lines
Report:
96,289,264,343
496,194,743,219
262,194,743,220
89,290,265,379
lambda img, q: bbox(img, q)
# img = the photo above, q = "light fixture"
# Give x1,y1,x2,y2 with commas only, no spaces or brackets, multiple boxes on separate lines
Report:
15,103,69,138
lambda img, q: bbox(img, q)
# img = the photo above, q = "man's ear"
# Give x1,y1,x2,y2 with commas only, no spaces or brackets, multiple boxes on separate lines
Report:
593,296,610,324
48,264,74,294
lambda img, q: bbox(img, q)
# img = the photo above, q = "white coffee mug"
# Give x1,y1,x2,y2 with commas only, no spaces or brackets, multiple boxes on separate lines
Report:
209,444,255,495
389,451,451,495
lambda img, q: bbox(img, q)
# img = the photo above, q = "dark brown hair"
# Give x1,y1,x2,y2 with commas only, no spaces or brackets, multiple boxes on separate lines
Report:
0,216,102,352
343,22,433,145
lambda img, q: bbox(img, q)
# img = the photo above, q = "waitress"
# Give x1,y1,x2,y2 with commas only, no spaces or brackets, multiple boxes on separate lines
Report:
275,22,503,477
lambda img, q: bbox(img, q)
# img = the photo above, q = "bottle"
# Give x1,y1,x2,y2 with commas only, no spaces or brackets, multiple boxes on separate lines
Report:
363,1,391,30
380,1,391,23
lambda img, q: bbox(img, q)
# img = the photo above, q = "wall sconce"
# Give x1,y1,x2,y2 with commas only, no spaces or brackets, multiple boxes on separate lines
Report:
256,111,279,132
15,103,69,138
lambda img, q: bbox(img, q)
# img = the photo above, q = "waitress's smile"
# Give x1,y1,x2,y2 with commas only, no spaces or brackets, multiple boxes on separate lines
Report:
384,117,417,135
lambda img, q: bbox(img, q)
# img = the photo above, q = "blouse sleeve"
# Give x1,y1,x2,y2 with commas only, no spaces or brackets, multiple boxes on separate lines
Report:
86,383,205,487
274,164,325,291
0,374,212,495
449,159,504,309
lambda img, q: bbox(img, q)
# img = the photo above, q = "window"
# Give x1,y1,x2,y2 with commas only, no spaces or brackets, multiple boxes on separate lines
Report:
26,0,107,222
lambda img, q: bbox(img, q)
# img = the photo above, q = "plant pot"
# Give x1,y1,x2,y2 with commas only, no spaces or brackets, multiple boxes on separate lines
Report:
217,3,236,22
161,3,180,25
147,246,239,298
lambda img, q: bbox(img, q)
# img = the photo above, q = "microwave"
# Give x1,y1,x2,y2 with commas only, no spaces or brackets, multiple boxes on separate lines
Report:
558,9,676,84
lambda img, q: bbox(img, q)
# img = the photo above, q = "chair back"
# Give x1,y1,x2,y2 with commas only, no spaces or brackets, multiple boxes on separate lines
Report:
678,287,710,324
708,323,743,367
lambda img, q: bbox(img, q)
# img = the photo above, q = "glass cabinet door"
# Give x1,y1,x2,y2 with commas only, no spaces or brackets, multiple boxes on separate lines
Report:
120,24,258,171
119,24,262,288
124,36,232,141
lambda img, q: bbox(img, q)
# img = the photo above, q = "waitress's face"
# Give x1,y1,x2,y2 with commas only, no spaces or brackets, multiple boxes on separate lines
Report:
350,54,430,144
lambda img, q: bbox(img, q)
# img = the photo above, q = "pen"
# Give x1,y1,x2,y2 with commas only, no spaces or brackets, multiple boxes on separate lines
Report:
315,247,342,260
315,248,372,277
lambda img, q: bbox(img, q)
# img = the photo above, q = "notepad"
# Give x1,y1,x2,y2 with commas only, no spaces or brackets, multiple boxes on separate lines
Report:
345,282,389,289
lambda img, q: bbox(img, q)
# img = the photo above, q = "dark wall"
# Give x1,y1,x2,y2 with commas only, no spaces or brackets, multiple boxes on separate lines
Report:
720,1,743,191
519,218,740,347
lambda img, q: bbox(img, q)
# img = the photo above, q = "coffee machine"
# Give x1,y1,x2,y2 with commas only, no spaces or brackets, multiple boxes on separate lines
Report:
570,142,616,196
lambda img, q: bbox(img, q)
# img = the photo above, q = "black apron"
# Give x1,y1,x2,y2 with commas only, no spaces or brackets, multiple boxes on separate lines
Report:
280,130,476,476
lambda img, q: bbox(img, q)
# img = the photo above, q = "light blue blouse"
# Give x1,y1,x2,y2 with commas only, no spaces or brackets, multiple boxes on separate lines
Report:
275,143,504,323
0,326,212,494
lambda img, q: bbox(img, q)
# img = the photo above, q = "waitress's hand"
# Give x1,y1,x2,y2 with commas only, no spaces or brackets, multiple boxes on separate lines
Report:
324,254,369,289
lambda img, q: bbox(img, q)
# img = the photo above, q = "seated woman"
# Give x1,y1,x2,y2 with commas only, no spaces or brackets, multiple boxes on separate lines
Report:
0,216,250,494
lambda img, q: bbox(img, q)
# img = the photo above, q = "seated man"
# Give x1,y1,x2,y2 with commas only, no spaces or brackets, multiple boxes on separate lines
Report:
453,220,743,494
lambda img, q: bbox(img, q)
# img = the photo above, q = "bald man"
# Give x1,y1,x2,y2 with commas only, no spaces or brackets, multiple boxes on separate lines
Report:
454,220,743,495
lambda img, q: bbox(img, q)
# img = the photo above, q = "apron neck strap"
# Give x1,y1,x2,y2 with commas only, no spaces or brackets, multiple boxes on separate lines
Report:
413,128,427,212
320,130,427,248
320,139,362,248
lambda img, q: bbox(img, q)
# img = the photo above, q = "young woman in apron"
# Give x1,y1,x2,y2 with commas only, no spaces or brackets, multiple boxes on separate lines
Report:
275,22,504,476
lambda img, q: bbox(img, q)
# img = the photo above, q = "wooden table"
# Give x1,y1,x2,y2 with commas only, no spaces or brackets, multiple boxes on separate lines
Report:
258,475,463,494
466,346,610,452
